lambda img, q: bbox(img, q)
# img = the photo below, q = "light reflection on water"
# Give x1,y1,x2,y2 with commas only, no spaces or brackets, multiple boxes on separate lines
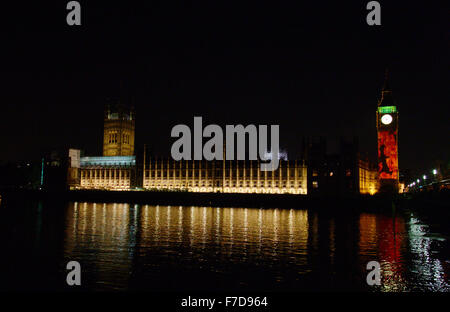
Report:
61,202,449,292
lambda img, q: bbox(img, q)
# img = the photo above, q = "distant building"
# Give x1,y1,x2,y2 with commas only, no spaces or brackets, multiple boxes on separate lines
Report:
43,149,73,190
73,101,308,193
79,156,137,190
67,149,81,188
70,74,395,195
358,156,379,195
0,161,41,190
303,137,378,196
143,158,307,194
76,102,137,190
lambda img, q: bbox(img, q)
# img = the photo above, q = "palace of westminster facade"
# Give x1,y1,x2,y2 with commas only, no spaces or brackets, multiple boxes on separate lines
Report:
72,102,309,194
65,99,379,195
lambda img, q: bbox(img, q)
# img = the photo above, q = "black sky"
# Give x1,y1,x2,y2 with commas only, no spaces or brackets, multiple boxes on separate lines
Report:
1,1,449,177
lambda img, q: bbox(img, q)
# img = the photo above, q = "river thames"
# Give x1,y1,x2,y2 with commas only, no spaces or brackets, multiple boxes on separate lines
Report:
0,199,448,292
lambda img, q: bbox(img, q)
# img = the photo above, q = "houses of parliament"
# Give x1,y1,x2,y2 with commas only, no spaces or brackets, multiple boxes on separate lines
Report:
64,80,402,195
74,101,309,194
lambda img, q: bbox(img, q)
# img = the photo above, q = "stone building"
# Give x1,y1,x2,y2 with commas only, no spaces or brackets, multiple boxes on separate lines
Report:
303,137,378,196
103,102,135,156
72,99,380,195
77,103,137,190
143,158,307,194
79,156,136,190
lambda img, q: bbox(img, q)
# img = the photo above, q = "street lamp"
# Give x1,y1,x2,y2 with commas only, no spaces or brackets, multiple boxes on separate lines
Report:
416,179,420,183
432,169,437,175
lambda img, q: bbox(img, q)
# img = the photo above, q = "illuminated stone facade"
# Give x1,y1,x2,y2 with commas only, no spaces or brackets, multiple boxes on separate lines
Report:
77,102,137,190
358,158,379,195
73,92,384,195
143,159,308,194
79,156,136,190
103,103,135,157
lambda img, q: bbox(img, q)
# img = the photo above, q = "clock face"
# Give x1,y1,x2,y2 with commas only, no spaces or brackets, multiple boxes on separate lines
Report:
381,114,393,125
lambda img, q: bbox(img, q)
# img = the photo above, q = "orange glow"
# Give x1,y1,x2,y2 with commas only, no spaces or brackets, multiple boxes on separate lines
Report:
377,130,398,180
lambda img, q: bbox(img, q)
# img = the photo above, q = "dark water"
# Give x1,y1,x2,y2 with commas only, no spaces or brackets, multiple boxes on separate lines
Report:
0,198,449,292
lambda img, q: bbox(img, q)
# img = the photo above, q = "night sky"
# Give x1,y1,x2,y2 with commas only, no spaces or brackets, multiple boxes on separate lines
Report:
1,1,448,177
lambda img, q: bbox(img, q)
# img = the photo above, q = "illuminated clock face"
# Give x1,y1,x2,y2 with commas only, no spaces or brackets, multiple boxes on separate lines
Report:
381,114,393,125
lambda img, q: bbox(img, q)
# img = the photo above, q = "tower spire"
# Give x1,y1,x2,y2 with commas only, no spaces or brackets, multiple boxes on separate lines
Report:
378,68,395,106
382,68,390,92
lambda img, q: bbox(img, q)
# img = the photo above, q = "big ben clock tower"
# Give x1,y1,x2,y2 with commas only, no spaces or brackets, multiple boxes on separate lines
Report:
376,72,399,193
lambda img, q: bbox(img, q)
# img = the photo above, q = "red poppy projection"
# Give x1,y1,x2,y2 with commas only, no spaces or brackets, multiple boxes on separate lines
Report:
377,130,398,180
